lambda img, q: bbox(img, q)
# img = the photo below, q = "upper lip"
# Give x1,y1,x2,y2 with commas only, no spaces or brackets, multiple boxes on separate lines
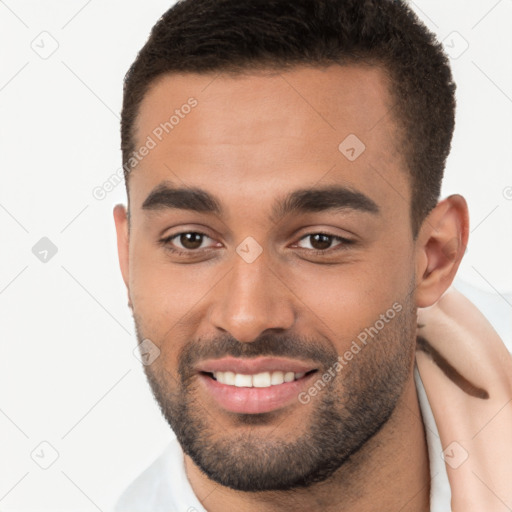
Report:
196,356,317,375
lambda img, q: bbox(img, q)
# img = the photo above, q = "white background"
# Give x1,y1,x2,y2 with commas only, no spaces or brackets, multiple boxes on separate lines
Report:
0,1,511,510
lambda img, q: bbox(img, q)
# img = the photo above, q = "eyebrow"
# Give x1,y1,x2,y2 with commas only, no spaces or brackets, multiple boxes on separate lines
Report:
142,182,222,214
271,185,379,221
141,181,380,220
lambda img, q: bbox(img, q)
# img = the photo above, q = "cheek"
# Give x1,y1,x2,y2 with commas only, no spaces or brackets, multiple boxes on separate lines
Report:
129,247,220,331
130,260,211,373
287,251,414,344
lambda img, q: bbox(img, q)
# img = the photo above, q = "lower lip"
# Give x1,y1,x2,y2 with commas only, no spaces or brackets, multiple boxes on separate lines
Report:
198,372,316,414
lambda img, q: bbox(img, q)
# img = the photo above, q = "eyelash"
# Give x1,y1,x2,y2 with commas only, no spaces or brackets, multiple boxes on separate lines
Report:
159,231,354,257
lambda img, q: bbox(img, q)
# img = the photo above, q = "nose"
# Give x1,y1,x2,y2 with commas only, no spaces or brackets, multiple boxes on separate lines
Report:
208,252,296,343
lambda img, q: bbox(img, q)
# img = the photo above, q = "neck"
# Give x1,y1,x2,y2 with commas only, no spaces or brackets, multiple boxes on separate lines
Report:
184,373,430,512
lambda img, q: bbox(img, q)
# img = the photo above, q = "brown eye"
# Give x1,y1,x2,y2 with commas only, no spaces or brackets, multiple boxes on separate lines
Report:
160,230,222,258
309,234,333,250
160,231,215,252
178,232,204,249
295,233,352,253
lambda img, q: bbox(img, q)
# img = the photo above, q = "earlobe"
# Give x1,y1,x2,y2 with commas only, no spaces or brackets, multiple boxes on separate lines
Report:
414,194,469,308
113,204,131,304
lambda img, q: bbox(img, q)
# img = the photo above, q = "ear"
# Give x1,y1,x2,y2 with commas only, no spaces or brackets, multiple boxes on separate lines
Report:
414,194,469,308
113,204,131,308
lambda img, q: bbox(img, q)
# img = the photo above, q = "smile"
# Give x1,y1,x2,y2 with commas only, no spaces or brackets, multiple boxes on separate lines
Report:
196,357,319,414
211,370,308,387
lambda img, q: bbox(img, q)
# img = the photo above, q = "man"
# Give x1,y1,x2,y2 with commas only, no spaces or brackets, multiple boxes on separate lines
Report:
113,0,512,510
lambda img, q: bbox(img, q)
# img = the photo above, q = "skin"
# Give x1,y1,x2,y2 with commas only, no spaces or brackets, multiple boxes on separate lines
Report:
114,65,469,511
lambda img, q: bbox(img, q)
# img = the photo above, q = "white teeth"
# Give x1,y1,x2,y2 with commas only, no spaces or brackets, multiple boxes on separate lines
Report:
212,370,307,388
214,372,223,384
252,372,271,388
234,373,252,387
224,371,236,385
284,371,295,383
271,371,284,385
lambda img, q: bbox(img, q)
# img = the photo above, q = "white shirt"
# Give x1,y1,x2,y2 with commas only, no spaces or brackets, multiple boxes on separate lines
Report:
114,367,451,512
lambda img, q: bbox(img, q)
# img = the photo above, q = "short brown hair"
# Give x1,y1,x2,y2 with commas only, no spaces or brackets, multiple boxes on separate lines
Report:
121,0,456,235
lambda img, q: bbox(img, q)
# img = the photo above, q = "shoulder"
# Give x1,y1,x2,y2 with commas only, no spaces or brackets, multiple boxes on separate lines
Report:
114,442,176,512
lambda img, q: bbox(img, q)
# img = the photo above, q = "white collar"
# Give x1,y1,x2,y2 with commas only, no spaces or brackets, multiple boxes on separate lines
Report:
414,364,452,511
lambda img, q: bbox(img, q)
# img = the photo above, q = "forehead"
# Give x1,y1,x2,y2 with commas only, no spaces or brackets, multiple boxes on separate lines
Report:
129,65,409,218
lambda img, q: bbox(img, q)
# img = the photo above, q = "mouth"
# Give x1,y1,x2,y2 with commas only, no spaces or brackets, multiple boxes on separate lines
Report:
196,357,319,414
203,369,317,387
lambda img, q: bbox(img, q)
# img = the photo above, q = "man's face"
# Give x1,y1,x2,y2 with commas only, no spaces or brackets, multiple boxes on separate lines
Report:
121,65,419,491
